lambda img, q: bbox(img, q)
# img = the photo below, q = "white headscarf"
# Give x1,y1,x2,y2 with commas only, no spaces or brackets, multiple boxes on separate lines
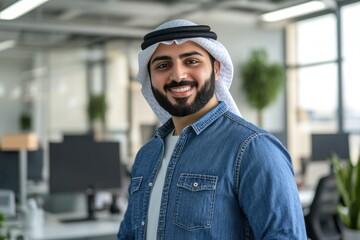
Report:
137,19,241,123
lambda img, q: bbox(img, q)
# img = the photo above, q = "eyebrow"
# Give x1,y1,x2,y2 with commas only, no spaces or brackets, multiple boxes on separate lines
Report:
151,51,204,65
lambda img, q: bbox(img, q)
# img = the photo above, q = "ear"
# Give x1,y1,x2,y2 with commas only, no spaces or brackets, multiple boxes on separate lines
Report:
214,60,220,80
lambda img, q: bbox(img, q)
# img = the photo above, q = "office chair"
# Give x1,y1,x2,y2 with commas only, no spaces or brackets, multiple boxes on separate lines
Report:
304,174,342,240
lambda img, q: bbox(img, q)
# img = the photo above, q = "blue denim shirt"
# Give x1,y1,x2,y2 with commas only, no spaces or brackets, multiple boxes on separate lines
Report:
118,102,307,240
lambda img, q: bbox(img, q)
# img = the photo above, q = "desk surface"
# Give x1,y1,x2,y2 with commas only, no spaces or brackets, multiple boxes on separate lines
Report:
298,189,315,208
26,214,122,240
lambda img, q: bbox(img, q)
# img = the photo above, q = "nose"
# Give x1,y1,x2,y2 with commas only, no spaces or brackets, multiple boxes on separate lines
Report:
170,62,187,82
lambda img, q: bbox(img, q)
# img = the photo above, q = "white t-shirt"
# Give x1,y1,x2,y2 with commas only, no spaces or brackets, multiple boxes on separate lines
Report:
146,133,179,240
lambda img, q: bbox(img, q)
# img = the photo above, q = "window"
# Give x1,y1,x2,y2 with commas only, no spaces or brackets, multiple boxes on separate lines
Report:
298,63,337,122
295,14,338,132
286,2,360,167
297,15,337,64
342,2,360,132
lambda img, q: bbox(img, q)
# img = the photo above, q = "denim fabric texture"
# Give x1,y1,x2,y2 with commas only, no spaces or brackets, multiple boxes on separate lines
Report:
118,102,307,240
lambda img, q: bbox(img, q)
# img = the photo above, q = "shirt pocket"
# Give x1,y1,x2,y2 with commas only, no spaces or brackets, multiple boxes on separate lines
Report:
129,176,143,230
174,173,218,231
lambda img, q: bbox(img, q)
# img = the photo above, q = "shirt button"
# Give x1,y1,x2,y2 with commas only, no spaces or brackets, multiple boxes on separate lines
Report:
193,182,199,188
148,182,153,187
141,221,145,226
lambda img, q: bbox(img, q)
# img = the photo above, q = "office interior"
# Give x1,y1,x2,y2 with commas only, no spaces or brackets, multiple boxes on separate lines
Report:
0,0,359,239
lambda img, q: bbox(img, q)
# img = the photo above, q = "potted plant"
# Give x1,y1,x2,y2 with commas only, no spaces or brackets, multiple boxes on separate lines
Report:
241,48,284,127
19,112,32,132
87,93,107,138
332,154,360,240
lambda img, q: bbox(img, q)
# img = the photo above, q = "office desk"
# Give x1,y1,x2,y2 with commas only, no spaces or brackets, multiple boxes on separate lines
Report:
26,214,122,240
298,189,315,209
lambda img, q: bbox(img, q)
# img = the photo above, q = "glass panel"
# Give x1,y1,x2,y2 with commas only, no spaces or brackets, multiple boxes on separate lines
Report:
297,14,337,65
298,63,338,132
342,2,360,132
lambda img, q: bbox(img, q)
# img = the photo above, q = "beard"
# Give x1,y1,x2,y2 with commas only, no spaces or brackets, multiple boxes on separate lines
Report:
151,69,216,117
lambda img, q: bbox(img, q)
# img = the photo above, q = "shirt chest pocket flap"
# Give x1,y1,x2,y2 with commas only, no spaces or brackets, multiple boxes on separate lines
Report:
174,173,218,231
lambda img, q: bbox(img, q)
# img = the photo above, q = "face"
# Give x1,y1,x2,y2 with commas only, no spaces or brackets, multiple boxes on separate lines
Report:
149,41,220,117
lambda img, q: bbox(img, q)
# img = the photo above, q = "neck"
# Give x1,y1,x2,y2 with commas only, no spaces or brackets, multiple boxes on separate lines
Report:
171,96,218,136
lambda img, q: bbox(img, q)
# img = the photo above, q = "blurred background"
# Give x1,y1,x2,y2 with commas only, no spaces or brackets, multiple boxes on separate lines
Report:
0,0,359,239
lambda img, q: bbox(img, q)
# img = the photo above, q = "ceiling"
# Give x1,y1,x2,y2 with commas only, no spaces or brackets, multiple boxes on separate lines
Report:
0,0,338,50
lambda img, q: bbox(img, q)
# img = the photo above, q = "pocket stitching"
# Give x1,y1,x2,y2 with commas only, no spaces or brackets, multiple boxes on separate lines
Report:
174,173,218,231
177,174,218,191
130,176,143,195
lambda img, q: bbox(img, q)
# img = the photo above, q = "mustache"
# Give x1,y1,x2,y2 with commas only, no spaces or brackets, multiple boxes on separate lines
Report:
164,80,198,91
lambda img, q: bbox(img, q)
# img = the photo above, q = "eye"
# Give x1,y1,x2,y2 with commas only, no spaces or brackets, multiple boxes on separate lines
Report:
186,59,199,65
155,62,171,70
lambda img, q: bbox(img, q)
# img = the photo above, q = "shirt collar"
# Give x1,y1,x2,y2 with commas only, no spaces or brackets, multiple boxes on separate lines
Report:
191,101,228,135
155,101,228,138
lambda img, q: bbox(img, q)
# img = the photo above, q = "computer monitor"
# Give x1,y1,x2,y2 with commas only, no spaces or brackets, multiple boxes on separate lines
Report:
49,138,122,221
311,133,350,161
0,149,44,202
0,152,19,197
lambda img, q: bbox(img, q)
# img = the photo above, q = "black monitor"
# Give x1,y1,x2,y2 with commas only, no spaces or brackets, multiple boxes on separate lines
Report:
311,133,350,161
0,149,44,202
0,152,19,196
49,137,122,221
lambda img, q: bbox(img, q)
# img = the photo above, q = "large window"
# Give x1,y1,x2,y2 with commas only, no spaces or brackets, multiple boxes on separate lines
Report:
286,1,360,165
342,2,360,132
294,14,338,132
297,15,337,64
298,63,338,129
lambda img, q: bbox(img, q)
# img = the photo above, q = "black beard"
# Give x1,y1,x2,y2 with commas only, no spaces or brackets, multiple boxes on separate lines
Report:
151,69,216,117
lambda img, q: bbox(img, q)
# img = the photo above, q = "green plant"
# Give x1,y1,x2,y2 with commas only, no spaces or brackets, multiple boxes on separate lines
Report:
87,94,107,125
241,49,284,127
19,112,32,131
0,212,8,240
332,154,360,230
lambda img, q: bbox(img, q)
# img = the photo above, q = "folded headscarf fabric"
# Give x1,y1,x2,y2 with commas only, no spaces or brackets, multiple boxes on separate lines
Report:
137,19,241,123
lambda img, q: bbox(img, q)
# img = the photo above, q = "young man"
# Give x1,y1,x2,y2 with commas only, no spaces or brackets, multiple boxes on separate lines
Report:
118,19,307,240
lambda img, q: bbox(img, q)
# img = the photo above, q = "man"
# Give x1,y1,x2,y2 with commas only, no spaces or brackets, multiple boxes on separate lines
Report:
118,19,307,239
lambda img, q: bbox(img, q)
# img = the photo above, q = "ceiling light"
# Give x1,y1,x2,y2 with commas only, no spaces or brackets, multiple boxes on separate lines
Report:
0,0,48,20
0,40,16,51
261,0,328,22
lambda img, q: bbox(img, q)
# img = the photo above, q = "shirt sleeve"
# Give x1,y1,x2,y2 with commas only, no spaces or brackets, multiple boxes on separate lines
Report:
237,133,307,239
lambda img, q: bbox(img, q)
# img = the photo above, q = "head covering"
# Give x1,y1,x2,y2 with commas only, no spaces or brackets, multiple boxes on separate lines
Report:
137,19,241,123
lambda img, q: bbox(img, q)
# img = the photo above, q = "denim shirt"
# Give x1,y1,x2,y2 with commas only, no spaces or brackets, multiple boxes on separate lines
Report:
118,102,307,240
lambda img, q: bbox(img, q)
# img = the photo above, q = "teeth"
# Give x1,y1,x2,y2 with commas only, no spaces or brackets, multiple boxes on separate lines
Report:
171,86,191,93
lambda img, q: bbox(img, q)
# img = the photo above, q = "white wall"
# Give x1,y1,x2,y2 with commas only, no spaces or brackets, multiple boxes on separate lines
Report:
48,48,88,138
105,41,130,132
210,22,285,132
0,54,32,137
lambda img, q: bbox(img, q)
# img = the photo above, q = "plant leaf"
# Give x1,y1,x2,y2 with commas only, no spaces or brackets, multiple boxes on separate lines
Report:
241,48,284,112
338,204,350,228
332,155,351,207
332,154,360,230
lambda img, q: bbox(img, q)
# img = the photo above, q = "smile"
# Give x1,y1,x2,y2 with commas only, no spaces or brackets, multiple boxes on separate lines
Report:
170,86,191,93
168,85,194,98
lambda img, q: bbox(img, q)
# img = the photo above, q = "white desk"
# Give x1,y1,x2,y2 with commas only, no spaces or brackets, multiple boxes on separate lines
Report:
26,213,122,240
298,189,315,209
